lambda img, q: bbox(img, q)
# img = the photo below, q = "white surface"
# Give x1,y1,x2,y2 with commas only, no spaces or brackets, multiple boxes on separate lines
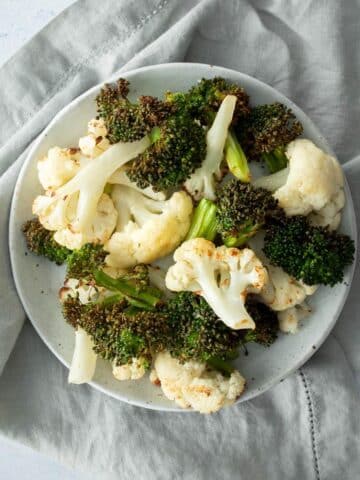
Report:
0,2,83,479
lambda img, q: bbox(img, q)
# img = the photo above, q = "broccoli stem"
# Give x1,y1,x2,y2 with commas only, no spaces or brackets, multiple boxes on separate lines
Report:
223,220,261,247
225,130,251,182
206,356,234,377
261,146,288,173
186,198,218,241
93,270,161,309
149,126,161,144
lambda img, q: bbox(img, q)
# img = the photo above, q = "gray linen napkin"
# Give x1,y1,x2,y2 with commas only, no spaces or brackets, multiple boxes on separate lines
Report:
0,1,359,478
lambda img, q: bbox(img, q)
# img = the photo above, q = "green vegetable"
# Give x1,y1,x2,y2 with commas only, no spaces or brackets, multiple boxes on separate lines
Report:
263,215,355,286
166,77,251,183
237,102,303,172
216,179,280,247
243,301,278,346
96,78,173,143
22,218,71,265
126,113,206,191
163,292,244,364
66,243,106,280
62,296,168,366
186,198,218,241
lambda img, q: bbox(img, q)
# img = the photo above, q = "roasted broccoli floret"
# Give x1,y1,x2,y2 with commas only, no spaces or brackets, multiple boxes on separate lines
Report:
237,102,303,172
62,266,165,366
126,113,206,191
163,292,244,365
66,244,106,280
22,218,71,265
166,77,251,183
63,297,168,367
243,300,279,346
167,77,250,124
263,215,355,286
96,77,207,191
96,78,173,143
216,179,280,247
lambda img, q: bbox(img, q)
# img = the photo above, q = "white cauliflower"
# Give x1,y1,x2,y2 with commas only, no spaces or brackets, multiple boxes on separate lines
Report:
109,167,166,201
278,303,312,334
37,146,91,191
254,139,345,229
259,263,317,311
105,186,193,268
55,193,117,250
78,118,110,157
165,238,268,329
112,357,147,381
151,351,245,413
185,95,236,201
32,137,150,245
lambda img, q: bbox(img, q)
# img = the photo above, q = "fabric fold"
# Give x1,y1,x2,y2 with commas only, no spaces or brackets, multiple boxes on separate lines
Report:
0,0,359,479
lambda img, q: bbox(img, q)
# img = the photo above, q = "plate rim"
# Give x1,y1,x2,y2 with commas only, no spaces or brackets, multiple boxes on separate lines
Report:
9,62,358,412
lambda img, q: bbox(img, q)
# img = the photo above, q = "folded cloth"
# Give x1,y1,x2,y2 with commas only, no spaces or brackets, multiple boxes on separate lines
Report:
0,1,359,478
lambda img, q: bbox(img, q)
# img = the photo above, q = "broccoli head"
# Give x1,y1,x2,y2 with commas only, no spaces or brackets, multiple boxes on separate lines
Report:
66,243,106,280
243,300,278,346
164,292,244,364
167,77,250,125
263,215,355,286
96,78,173,143
216,179,280,247
22,218,71,265
63,296,169,366
237,102,303,172
126,113,206,191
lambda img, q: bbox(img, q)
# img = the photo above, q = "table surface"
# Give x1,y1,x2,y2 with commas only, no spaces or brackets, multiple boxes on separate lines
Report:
0,3,90,479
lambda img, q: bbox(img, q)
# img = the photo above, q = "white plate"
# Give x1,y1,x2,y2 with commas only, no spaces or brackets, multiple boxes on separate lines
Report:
9,63,357,411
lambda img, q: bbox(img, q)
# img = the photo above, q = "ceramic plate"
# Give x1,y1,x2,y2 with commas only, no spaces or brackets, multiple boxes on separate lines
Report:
9,63,357,411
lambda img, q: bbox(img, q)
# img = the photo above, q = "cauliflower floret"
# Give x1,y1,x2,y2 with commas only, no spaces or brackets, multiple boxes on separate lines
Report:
254,139,345,228
151,351,245,413
53,193,117,250
79,118,110,157
32,137,150,237
278,303,312,334
185,95,237,201
112,357,147,381
165,238,268,329
109,167,166,201
309,188,345,230
37,146,91,191
249,234,317,311
105,187,193,268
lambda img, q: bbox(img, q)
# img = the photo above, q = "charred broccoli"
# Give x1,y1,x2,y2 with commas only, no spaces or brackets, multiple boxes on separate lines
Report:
237,102,303,172
22,218,71,265
164,292,244,365
66,244,106,280
126,113,206,191
166,77,251,183
63,296,168,367
263,215,355,286
243,300,278,346
96,78,173,143
216,179,280,247
97,77,207,191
